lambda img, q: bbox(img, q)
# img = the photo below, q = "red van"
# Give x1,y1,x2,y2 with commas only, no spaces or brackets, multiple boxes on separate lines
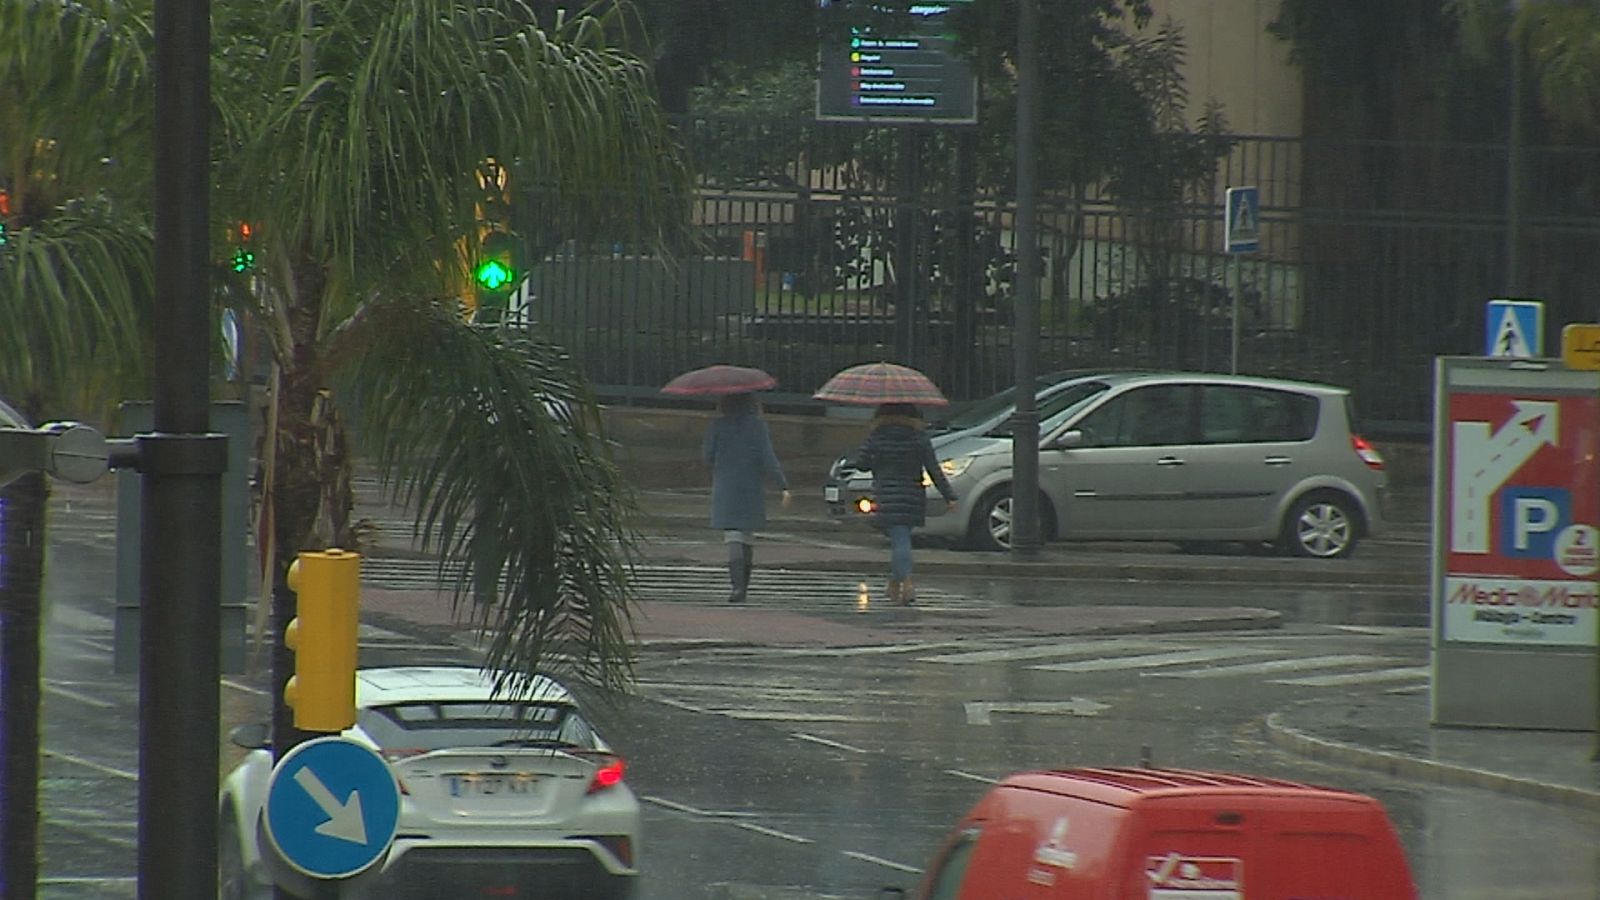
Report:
899,767,1417,899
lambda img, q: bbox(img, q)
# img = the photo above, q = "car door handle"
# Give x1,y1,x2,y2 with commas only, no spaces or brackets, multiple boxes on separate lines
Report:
1263,456,1292,466
1155,456,1185,466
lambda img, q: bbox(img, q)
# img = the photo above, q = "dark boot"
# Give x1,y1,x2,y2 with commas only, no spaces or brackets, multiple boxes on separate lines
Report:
728,543,751,603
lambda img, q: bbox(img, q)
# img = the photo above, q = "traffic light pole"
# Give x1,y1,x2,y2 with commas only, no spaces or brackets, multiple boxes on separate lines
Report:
142,1,227,898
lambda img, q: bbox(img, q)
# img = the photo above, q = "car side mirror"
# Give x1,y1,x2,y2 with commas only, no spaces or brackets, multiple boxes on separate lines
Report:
1047,429,1085,450
228,722,270,750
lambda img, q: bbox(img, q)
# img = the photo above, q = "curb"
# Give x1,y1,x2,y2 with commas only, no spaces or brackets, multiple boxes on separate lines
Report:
1263,709,1600,814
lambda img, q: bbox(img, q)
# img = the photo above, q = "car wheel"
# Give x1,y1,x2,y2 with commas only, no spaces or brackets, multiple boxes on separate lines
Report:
218,813,249,900
968,487,1013,552
1279,493,1359,559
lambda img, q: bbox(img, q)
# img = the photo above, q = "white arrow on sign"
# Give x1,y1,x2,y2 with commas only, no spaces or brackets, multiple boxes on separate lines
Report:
1451,400,1558,554
293,767,369,845
964,698,1109,726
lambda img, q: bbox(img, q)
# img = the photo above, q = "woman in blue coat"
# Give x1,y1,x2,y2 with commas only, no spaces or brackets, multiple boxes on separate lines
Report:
849,403,957,605
703,393,790,602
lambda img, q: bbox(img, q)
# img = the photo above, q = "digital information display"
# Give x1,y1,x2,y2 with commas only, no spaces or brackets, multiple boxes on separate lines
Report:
815,1,977,125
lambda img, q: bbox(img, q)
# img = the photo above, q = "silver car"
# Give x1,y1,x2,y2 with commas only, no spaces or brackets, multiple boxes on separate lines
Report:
826,372,1387,558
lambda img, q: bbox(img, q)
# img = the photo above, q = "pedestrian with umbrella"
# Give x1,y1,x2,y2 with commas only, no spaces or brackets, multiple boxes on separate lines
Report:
815,363,958,605
663,366,791,603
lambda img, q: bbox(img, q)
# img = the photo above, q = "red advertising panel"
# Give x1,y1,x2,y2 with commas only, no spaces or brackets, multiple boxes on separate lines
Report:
1444,390,1600,645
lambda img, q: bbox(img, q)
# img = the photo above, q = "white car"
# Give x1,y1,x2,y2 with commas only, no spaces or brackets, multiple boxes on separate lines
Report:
219,666,639,900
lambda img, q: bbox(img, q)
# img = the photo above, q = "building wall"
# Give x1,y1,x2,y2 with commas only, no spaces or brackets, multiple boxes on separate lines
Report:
1144,0,1302,137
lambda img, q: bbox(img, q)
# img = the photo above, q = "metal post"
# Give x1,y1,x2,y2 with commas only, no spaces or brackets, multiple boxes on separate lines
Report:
1505,5,1525,297
894,128,919,363
143,1,225,898
1230,254,1241,374
1010,0,1041,558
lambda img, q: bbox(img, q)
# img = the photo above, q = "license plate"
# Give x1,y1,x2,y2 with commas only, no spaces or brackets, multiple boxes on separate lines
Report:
447,773,540,797
825,486,840,502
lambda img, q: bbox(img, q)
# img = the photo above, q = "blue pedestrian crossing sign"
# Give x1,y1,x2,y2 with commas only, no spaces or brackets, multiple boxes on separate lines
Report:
263,736,401,880
1485,299,1544,359
1224,186,1260,253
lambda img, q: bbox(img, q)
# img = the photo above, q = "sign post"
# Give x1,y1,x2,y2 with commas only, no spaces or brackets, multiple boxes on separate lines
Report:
1561,324,1600,757
1223,186,1260,374
1432,357,1600,731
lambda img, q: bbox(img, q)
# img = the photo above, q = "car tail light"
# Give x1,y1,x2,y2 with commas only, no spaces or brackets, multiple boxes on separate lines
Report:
380,748,424,795
855,497,875,514
587,757,625,794
1351,434,1385,470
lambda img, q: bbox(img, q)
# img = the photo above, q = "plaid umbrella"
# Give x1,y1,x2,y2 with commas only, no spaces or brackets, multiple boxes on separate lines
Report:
661,365,777,396
813,362,949,407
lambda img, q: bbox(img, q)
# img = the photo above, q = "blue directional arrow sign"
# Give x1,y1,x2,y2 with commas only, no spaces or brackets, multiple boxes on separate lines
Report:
263,736,401,880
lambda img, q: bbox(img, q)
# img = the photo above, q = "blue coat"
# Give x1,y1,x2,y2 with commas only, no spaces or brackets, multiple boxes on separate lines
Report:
850,418,957,527
703,411,788,531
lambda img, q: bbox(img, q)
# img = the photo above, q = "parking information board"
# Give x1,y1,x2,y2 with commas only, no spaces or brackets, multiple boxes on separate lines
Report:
1441,379,1600,646
815,1,977,124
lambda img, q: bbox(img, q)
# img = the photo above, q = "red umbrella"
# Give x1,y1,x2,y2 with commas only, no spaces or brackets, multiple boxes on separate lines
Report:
661,365,777,397
813,362,949,407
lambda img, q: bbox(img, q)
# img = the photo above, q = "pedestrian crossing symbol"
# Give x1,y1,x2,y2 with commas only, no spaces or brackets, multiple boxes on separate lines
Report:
1224,186,1260,254
1485,299,1544,359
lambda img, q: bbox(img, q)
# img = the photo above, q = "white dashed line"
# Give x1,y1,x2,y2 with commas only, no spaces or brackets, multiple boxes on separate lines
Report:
842,850,921,873
792,733,868,754
736,822,813,843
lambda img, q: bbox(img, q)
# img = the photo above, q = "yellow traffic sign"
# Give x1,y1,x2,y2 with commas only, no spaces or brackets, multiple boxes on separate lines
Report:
1561,324,1600,371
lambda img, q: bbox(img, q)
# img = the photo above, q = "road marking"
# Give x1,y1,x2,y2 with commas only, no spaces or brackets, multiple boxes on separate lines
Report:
41,817,138,849
1150,655,1391,678
222,677,268,696
651,696,710,714
920,639,1164,665
43,750,137,781
1272,666,1431,687
641,796,757,819
737,822,813,844
38,877,138,885
965,698,1110,725
945,769,999,784
722,710,871,722
722,640,977,658
843,850,921,873
1031,647,1274,672
793,733,868,754
43,682,115,709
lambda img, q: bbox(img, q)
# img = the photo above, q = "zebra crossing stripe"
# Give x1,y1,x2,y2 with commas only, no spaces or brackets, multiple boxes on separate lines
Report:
1031,647,1275,672
1150,654,1391,678
1271,666,1431,687
919,639,1166,665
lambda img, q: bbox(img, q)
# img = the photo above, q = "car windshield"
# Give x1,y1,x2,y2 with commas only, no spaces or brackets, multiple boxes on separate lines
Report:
989,381,1111,437
357,700,597,752
935,372,1088,432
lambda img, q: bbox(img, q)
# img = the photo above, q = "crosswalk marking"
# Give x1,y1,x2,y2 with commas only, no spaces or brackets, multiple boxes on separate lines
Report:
358,558,989,609
1271,666,1431,687
919,639,1164,665
1150,654,1390,678
1031,647,1275,672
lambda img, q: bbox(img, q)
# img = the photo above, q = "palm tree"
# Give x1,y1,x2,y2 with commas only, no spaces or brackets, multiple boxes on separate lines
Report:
212,0,688,749
0,1,153,894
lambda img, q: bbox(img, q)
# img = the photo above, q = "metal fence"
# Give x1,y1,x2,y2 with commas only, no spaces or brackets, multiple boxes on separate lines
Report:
519,116,1600,431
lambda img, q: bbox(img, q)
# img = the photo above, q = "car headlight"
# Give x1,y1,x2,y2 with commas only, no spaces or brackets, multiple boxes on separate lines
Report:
939,457,974,479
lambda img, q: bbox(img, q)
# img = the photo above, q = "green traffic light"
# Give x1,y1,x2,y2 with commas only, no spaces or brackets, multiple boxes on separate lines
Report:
474,258,515,292
230,248,256,273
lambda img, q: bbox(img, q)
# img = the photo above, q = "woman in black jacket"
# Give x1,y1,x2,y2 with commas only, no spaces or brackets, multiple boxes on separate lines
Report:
849,403,958,604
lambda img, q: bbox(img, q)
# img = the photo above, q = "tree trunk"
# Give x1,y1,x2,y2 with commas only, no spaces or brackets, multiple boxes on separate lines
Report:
0,471,49,900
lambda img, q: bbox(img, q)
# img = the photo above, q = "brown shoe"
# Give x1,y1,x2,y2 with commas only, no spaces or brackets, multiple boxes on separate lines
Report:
886,579,902,604
899,579,916,606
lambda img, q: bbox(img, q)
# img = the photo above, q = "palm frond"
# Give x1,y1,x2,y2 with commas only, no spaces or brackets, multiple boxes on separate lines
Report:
0,197,151,417
330,297,640,695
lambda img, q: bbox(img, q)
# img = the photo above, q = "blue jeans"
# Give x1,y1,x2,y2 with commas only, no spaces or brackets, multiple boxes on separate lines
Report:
886,524,913,580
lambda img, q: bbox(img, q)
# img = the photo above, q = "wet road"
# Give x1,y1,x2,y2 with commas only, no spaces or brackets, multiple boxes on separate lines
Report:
31,528,1600,899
